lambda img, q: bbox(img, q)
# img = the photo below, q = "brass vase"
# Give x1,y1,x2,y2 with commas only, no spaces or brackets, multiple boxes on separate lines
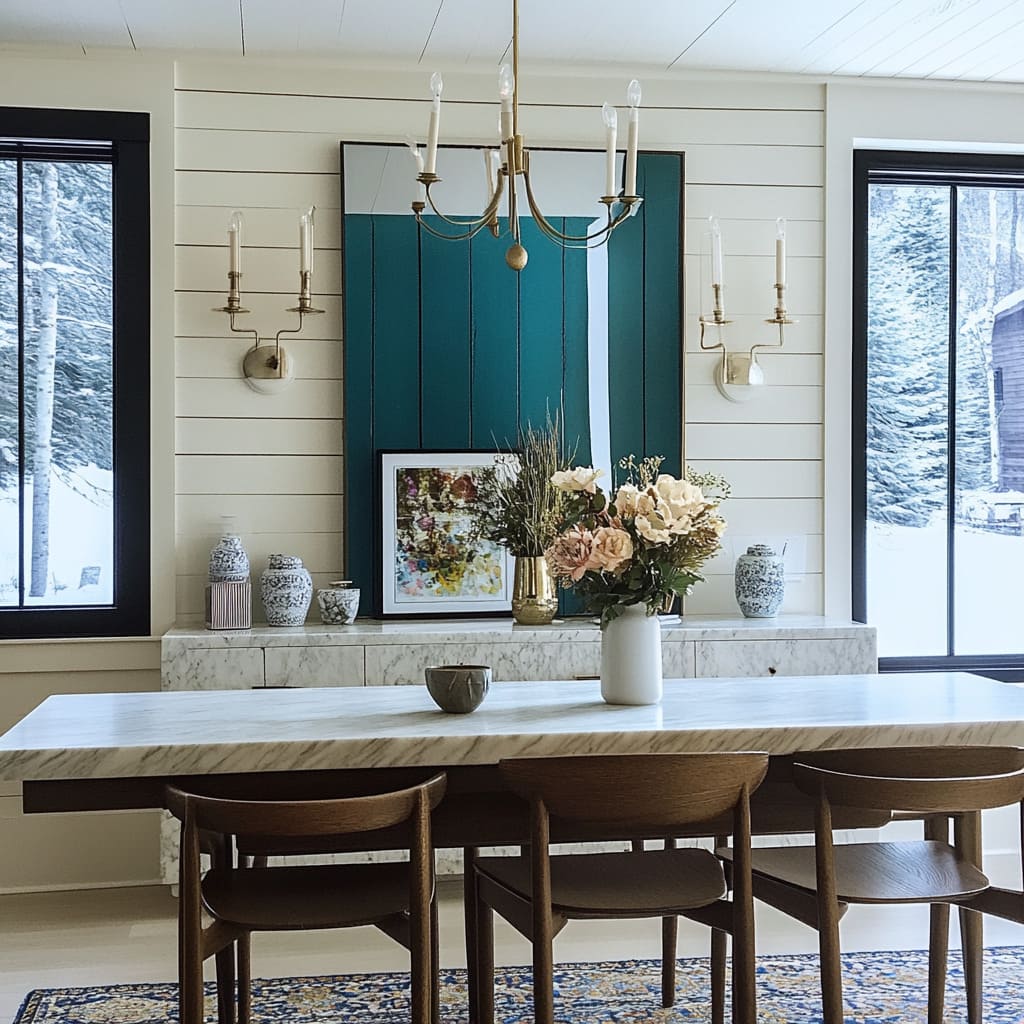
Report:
511,556,558,625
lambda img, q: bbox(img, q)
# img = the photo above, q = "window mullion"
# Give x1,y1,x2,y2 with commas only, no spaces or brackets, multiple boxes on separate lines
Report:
946,185,958,659
15,157,24,609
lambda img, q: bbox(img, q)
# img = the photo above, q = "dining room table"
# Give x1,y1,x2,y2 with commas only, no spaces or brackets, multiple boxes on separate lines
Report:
5,671,1024,1020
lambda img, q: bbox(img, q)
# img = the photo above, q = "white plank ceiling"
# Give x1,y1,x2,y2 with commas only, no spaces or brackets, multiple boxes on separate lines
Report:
4,0,1024,83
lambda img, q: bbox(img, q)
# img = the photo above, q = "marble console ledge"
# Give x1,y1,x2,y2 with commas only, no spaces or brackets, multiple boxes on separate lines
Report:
162,615,874,651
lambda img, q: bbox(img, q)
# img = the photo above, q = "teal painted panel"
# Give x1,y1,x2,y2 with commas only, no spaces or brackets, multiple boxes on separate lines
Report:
420,217,472,448
470,228,519,449
641,154,683,476
341,214,374,614
607,167,646,477
372,215,421,452
562,217,591,465
517,217,564,432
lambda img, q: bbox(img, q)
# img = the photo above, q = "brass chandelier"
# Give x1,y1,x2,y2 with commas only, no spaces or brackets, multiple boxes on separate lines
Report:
409,0,643,272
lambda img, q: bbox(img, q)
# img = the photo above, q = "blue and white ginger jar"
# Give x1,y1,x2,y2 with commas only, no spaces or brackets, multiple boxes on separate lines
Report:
261,554,313,626
734,544,785,618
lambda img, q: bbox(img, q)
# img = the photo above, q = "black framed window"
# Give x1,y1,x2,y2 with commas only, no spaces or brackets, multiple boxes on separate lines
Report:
0,108,149,639
853,150,1024,678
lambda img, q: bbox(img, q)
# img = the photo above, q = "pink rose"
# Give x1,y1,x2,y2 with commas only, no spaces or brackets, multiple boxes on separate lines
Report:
586,526,634,574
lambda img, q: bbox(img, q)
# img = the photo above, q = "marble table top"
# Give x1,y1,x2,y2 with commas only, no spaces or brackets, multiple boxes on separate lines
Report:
2,673,1024,784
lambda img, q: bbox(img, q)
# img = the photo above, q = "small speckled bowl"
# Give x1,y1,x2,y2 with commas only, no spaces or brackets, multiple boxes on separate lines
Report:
424,664,491,714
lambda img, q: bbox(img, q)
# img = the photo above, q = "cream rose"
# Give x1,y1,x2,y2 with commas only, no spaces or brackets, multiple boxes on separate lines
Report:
634,513,672,545
586,526,634,573
613,483,640,515
653,474,706,520
551,466,604,493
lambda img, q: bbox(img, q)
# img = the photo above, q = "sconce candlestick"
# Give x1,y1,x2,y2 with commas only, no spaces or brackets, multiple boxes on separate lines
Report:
768,282,795,326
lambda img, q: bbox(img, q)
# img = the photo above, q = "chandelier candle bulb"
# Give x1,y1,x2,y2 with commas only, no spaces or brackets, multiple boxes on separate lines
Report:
775,217,786,287
227,210,243,276
602,102,618,197
624,79,641,196
498,64,514,142
425,72,443,175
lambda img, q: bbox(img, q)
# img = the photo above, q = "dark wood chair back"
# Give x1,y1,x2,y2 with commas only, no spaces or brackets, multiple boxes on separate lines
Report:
165,773,447,838
791,746,1024,813
499,753,768,830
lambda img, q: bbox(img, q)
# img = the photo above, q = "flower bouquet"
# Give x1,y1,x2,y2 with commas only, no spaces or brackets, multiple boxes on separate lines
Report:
545,456,729,626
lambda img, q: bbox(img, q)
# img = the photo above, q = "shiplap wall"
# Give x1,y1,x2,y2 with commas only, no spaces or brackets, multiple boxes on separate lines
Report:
174,62,824,620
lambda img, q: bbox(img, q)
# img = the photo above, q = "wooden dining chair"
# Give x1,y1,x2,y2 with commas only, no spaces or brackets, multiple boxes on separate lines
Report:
469,752,769,1024
718,745,1024,1024
165,772,447,1024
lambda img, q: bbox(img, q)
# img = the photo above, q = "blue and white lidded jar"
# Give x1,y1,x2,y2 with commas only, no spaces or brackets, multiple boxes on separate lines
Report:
734,544,785,618
260,554,313,626
208,531,249,582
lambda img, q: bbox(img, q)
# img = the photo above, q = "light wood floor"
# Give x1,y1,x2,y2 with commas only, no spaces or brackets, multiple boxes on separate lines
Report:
2,881,1023,1022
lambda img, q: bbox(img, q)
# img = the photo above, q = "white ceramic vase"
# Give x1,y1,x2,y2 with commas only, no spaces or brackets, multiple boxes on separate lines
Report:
600,602,663,706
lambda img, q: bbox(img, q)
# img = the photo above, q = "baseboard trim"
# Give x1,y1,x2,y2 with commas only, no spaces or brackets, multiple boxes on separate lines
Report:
0,877,165,896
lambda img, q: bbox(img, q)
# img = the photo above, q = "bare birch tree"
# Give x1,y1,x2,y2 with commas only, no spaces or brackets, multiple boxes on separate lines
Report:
29,164,58,597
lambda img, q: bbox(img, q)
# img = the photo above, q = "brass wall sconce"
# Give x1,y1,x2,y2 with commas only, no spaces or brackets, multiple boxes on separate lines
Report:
214,208,324,394
699,217,796,403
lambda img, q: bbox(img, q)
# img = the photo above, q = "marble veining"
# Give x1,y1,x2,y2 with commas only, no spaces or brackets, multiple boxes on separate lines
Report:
161,615,875,651
4,673,1024,784
161,648,264,691
264,646,364,688
696,634,877,678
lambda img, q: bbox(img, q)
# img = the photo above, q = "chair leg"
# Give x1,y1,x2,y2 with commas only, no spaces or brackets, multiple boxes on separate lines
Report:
474,870,495,1024
661,915,678,1008
430,892,440,1024
533,917,555,1024
464,848,480,1024
215,945,236,1024
814,800,844,1024
956,812,984,1024
237,934,252,1024
180,922,205,1024
710,929,727,1024
924,816,950,1024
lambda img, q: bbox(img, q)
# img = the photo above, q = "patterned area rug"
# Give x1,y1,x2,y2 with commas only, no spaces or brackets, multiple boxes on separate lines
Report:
14,948,1024,1023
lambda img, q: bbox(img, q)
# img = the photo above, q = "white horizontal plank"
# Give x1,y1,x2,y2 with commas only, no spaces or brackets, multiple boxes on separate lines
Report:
685,572,822,616
176,569,351,622
685,314,822,354
176,337,342,379
720,497,821,535
177,206,343,249
176,455,343,494
177,127,343,174
686,459,822,500
176,493,344,535
175,531,343,577
684,217,821,258
176,170,340,209
686,145,821,188
685,255,823,316
176,417,343,456
175,378,342,419
703,533,824,576
175,292,342,340
174,64,824,111
685,385,822,424
687,184,823,221
686,422,822,461
176,245,342,295
688,352,822,388
177,91,824,146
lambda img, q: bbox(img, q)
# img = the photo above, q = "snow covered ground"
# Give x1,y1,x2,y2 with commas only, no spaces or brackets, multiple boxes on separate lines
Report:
0,466,112,606
867,519,1024,657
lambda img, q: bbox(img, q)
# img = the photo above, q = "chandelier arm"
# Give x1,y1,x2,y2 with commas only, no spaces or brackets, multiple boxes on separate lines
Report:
413,213,495,242
421,173,505,228
521,170,636,244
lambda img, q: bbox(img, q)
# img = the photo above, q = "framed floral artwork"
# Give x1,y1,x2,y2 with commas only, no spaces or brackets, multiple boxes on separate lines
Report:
378,450,512,618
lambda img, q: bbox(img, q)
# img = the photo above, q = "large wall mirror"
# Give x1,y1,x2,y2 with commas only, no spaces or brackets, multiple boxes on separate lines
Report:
340,142,684,615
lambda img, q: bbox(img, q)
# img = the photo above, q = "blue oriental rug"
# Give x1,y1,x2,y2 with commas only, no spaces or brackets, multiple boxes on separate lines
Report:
14,948,1024,1023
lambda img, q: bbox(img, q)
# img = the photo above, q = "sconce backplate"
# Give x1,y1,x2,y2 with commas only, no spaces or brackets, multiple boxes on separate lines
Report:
715,353,764,403
242,344,294,395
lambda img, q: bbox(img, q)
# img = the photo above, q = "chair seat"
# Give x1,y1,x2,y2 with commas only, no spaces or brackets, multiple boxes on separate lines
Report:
719,840,989,904
202,861,412,931
476,848,727,918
